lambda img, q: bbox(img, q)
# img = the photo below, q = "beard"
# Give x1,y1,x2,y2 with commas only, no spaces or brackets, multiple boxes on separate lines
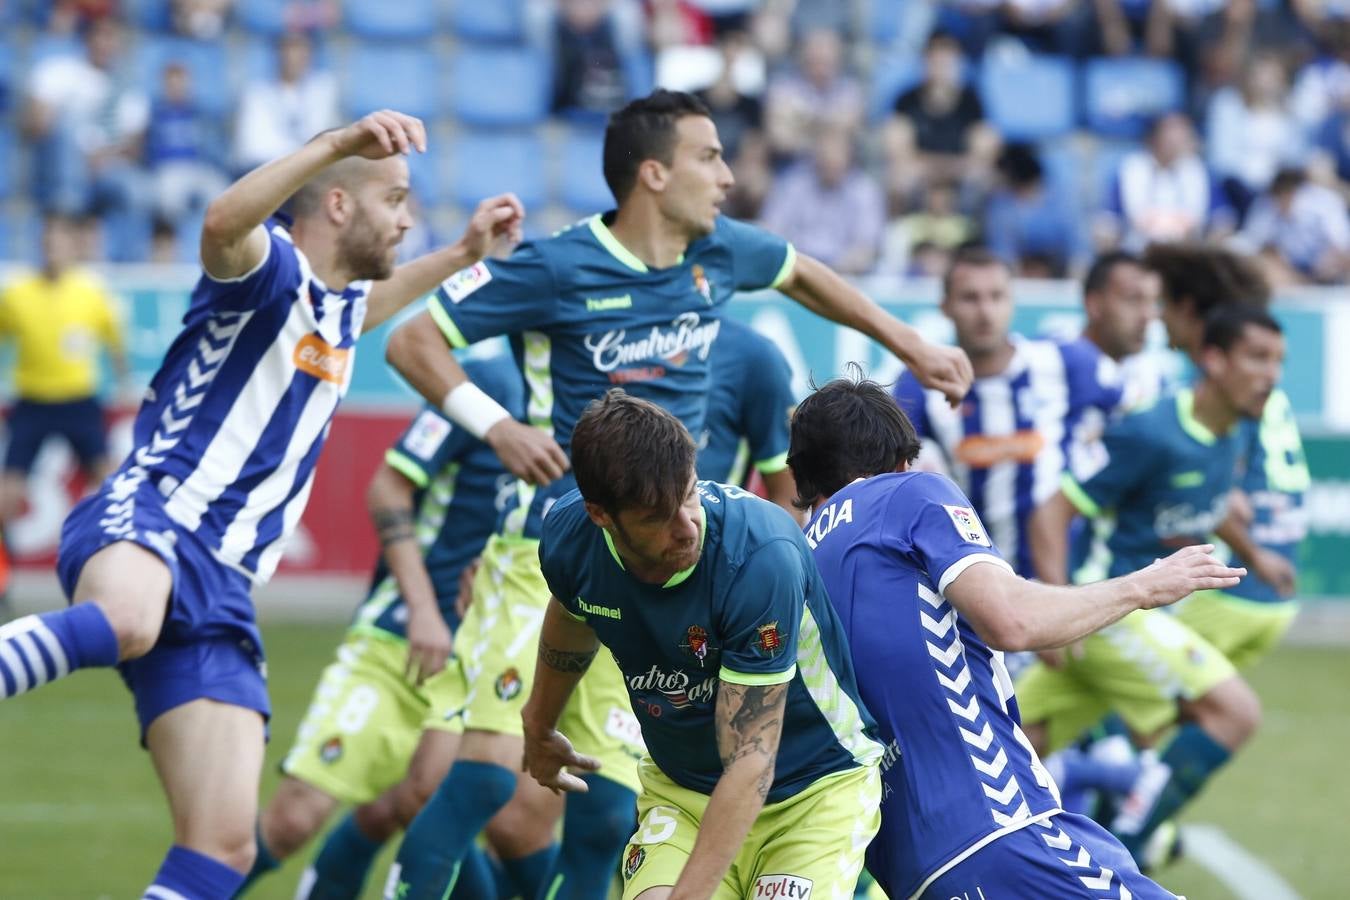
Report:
338,210,397,281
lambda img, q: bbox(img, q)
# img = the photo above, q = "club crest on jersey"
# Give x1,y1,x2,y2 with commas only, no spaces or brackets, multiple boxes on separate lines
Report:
623,845,646,879
754,622,783,656
691,264,713,304
495,667,523,701
943,504,991,547
441,261,492,303
680,625,713,666
319,736,343,764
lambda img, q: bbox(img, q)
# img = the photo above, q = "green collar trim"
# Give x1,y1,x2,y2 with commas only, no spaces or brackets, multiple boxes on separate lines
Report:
589,215,649,273
1176,388,1217,446
602,506,707,588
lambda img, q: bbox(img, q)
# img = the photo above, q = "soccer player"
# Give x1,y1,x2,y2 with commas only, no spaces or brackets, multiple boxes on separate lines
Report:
240,351,527,899
523,389,883,899
1079,251,1169,408
893,246,1126,577
1022,305,1285,862
0,213,129,528
788,372,1242,899
696,316,799,517
0,108,523,898
380,89,971,899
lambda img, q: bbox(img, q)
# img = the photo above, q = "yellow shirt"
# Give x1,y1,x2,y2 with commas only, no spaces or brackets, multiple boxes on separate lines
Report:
0,269,124,402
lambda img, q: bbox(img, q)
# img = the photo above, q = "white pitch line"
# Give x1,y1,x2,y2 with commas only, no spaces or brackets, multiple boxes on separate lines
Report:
1182,824,1302,900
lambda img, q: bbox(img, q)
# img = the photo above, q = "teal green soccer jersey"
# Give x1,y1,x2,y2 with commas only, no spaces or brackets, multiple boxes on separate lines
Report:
538,481,882,803
1063,387,1241,582
426,214,794,539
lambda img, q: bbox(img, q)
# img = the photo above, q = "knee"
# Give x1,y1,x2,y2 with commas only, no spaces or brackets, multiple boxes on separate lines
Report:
181,826,257,875
98,599,162,660
261,800,326,860
1192,677,1262,749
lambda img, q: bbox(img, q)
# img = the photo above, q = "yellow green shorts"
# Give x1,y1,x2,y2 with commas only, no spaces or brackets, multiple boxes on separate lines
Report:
1170,590,1297,670
1014,608,1237,752
451,534,643,793
620,760,881,899
280,629,466,805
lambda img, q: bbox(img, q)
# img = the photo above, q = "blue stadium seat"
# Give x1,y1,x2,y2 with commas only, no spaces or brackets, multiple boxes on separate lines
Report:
1084,58,1185,139
979,53,1075,142
240,36,335,84
236,0,288,35
405,141,447,208
123,0,173,31
1037,139,1086,208
447,132,546,211
134,36,233,118
343,43,441,121
0,130,13,201
869,54,926,122
450,0,527,43
0,43,11,114
450,48,550,127
868,0,903,46
557,127,612,213
1091,140,1139,212
343,0,438,40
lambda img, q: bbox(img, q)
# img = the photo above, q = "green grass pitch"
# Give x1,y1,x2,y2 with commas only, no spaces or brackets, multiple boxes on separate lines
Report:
1,624,1346,899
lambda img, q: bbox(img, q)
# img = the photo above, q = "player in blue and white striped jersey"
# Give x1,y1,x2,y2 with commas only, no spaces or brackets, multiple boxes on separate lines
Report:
893,247,1126,578
0,109,524,899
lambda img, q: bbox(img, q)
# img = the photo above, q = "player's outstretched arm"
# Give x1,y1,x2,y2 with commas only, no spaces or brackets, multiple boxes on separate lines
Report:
1215,506,1296,597
775,253,974,407
201,110,427,280
363,194,525,330
946,545,1245,652
521,598,603,794
668,680,788,900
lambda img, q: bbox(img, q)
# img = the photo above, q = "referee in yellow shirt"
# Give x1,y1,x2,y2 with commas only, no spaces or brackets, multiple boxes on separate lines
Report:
0,214,129,534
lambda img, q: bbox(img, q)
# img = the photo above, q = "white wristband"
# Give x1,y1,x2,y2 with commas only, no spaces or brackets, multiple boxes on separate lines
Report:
440,381,512,440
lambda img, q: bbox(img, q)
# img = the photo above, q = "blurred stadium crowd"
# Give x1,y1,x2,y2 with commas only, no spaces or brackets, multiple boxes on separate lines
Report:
1,0,1348,285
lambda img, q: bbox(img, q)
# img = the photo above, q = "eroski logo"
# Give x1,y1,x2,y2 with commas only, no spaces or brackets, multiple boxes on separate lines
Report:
585,312,720,373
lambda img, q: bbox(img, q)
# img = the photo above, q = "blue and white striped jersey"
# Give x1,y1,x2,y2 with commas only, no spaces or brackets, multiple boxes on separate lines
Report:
894,337,1125,577
107,224,370,583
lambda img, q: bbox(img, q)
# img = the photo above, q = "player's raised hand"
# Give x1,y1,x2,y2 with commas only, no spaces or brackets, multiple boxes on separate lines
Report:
459,194,526,262
485,418,570,486
329,109,428,160
909,343,974,408
405,602,453,685
1134,544,1246,610
521,725,601,794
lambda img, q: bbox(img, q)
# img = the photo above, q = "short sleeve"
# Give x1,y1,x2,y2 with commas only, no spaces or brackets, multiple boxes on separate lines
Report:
893,473,1012,598
1061,414,1157,518
891,371,932,440
538,501,581,616
384,406,471,489
199,226,304,312
719,217,796,292
426,243,559,349
738,334,795,474
717,540,805,685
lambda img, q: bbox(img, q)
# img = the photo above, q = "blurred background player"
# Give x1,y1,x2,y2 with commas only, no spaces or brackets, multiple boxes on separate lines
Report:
1023,305,1286,866
241,352,531,899
0,213,129,584
524,390,882,899
696,316,799,517
893,246,1126,578
790,372,1242,900
0,107,523,899
380,89,972,900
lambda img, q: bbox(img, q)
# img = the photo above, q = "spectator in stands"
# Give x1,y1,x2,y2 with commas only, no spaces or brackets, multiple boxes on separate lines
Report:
995,0,1097,56
1207,52,1307,216
722,129,773,220
1312,107,1350,197
42,0,118,34
694,31,764,162
760,125,885,274
1097,112,1235,251
231,32,340,175
544,0,646,123
146,62,228,228
1143,0,1258,98
170,0,233,38
985,143,1086,278
876,179,974,277
149,217,181,265
764,28,864,161
884,30,1000,209
1236,167,1350,285
1292,20,1350,135
21,17,151,262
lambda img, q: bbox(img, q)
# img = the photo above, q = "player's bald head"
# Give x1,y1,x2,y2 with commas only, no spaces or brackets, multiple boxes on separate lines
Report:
287,155,390,221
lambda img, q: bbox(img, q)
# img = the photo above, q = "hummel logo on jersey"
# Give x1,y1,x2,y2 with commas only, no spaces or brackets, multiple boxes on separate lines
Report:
577,597,622,619
294,334,350,384
585,295,633,311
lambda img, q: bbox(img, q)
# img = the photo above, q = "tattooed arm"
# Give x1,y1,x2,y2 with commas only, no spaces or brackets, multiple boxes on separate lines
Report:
521,596,603,792
668,679,789,900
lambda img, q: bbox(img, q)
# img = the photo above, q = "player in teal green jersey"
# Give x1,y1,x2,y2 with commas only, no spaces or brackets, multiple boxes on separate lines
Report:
381,90,970,900
523,390,882,899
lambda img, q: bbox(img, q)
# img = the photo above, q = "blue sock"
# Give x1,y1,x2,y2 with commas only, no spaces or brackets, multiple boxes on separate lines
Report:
234,823,281,895
387,760,517,900
550,774,637,900
301,813,384,900
0,605,119,698
451,847,499,900
501,844,559,900
144,845,244,900
1116,724,1231,856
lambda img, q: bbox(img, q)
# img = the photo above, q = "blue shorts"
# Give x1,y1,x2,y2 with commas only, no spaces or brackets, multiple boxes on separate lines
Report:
917,813,1176,900
3,397,108,474
57,476,269,739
